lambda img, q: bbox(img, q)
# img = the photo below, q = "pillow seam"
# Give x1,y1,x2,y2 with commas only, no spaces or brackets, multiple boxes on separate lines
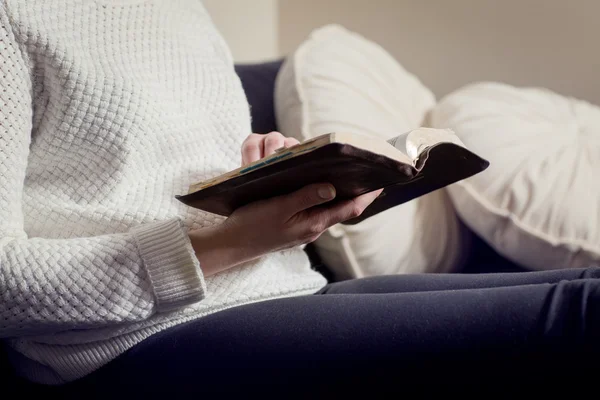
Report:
455,181,600,255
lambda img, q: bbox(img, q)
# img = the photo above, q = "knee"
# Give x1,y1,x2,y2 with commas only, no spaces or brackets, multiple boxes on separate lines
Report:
580,265,600,279
543,278,600,342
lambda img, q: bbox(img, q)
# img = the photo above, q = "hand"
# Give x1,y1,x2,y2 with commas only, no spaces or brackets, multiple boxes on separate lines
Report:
241,131,300,166
189,183,383,276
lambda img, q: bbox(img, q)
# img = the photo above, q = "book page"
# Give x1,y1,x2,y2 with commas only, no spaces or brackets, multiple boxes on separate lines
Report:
387,128,466,161
187,133,333,193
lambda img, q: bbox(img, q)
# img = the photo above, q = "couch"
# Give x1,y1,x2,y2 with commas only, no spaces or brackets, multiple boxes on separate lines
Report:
234,60,528,278
1,60,530,394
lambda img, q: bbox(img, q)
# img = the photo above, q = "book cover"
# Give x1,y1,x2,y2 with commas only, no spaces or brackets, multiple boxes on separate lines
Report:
175,129,489,224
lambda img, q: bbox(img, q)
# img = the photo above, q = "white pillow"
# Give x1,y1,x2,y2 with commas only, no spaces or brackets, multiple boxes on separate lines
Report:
275,24,470,280
429,82,600,270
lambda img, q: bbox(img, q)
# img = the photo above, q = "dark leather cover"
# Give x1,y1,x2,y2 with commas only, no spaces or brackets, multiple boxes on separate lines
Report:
342,142,489,224
176,142,489,224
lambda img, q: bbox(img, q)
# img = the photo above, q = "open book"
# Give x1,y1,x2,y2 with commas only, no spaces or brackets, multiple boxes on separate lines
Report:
176,128,489,224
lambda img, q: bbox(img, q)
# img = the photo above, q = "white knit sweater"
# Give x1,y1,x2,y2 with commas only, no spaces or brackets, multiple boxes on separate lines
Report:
0,0,326,384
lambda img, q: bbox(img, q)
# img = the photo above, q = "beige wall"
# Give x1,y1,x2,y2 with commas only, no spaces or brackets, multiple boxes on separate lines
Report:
203,0,279,63
278,0,600,104
202,0,600,104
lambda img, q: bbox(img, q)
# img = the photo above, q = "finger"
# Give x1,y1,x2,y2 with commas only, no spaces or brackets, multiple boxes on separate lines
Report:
241,134,263,166
283,137,300,148
351,189,384,217
263,132,285,158
355,188,384,207
303,188,383,230
276,183,337,217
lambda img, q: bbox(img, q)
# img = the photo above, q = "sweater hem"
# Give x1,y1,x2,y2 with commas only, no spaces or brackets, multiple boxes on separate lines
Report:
9,279,326,385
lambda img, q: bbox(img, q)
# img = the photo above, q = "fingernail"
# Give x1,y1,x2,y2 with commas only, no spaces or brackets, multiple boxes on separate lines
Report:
318,185,336,200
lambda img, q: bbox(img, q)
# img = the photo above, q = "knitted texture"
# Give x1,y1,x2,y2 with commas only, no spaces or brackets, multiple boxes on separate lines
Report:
0,0,326,384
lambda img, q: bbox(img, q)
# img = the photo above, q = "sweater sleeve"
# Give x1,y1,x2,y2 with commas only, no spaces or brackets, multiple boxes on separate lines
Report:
0,6,206,339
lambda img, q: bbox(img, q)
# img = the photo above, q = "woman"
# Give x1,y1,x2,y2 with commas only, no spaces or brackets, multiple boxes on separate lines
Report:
0,0,597,396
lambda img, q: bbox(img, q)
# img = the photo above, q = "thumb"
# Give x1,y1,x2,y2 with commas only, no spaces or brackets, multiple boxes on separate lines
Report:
281,183,337,216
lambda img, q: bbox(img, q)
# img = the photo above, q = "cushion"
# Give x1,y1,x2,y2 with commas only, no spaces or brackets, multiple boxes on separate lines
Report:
275,24,471,280
429,82,600,270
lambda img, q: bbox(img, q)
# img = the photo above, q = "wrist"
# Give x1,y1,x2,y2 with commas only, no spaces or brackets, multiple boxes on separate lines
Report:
189,223,250,276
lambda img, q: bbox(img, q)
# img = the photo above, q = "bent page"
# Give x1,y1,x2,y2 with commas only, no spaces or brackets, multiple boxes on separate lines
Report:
387,128,466,164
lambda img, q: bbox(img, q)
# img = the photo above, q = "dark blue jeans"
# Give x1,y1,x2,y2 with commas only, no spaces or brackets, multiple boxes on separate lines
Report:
59,267,600,397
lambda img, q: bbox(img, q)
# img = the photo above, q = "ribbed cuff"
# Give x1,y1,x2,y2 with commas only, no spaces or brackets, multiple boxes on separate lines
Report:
132,218,207,312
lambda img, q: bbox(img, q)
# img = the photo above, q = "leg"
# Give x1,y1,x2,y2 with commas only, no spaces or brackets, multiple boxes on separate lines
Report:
60,271,600,397
318,266,600,294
